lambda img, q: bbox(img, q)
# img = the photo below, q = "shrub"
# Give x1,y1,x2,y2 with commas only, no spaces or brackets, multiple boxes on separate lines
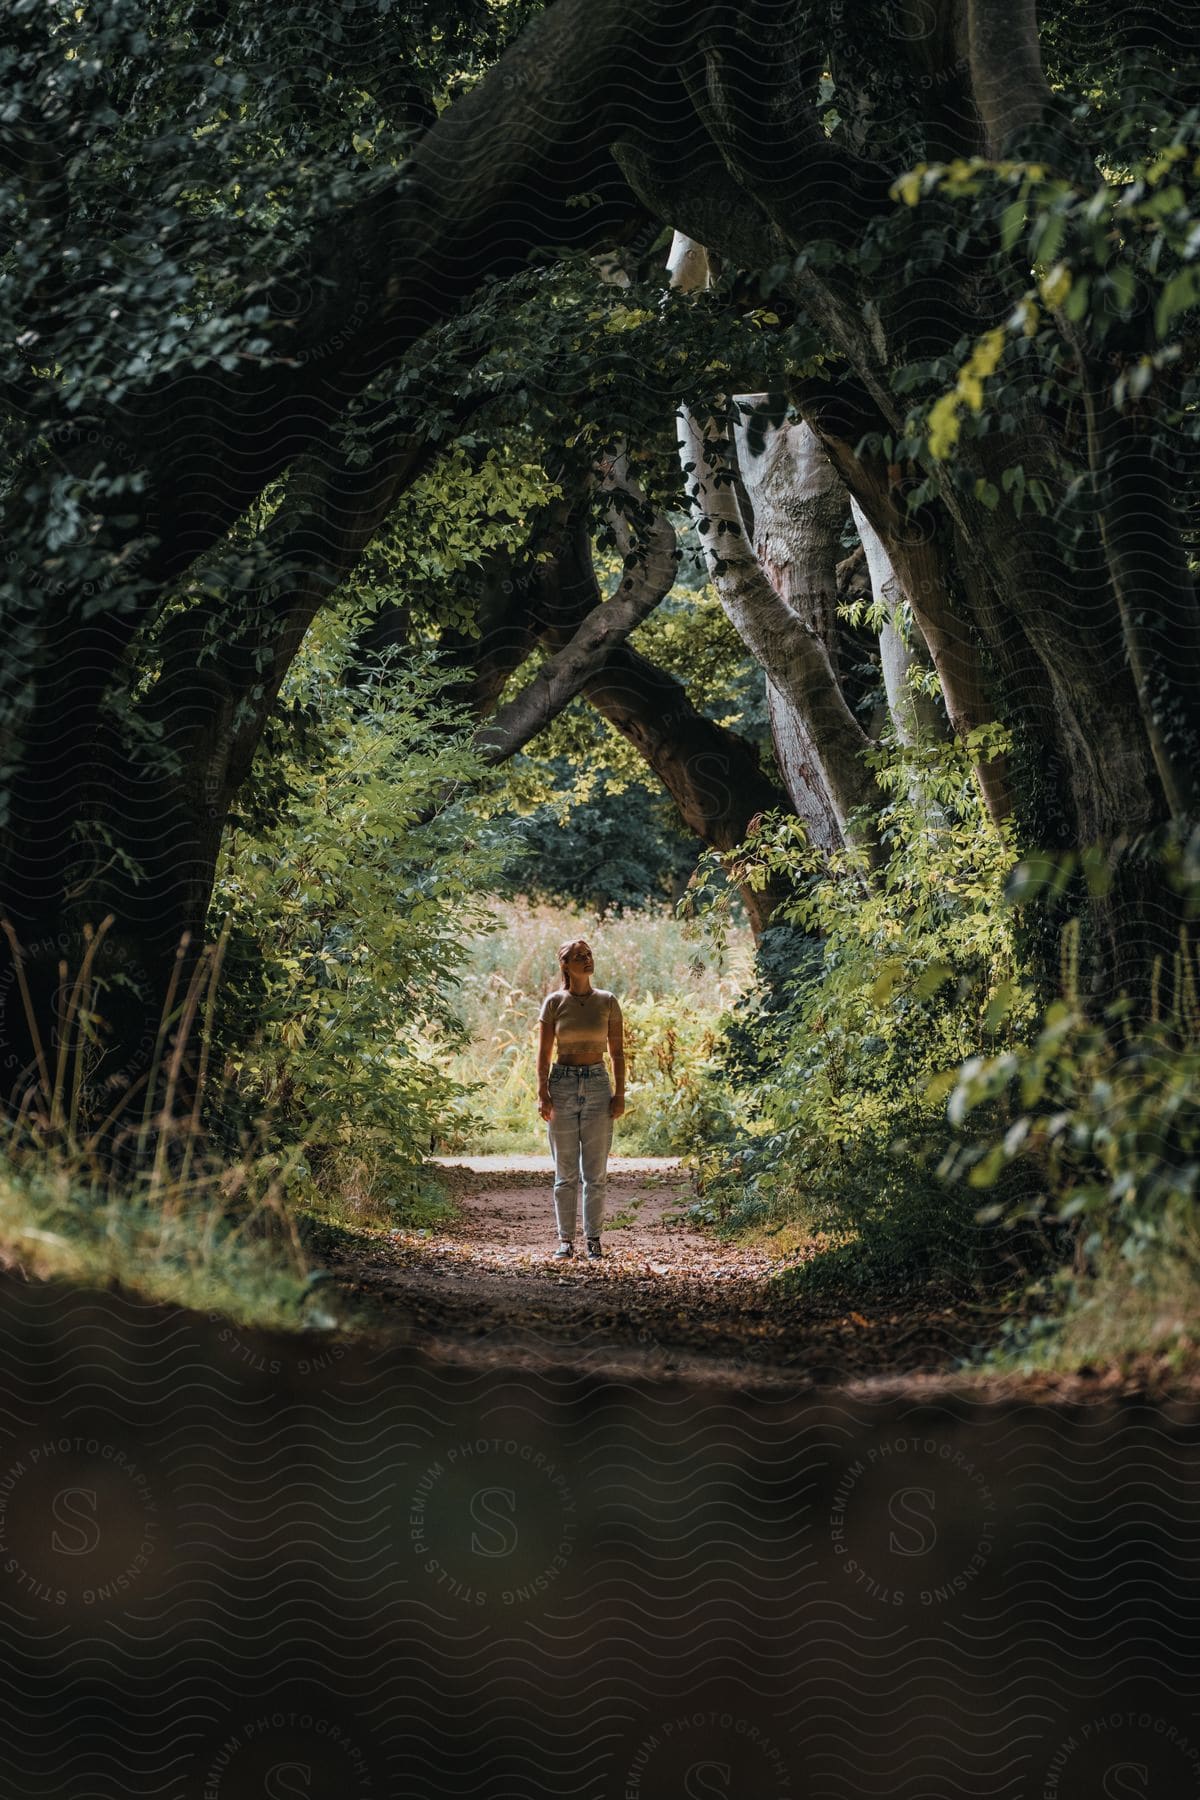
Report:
685,733,1032,1285
943,919,1200,1265
209,615,507,1223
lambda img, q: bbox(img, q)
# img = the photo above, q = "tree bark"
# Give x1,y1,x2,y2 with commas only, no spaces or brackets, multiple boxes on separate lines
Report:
678,404,884,856
529,510,796,937
668,241,879,856
473,508,679,764
580,644,793,939
795,377,1014,825
731,398,847,663
967,0,1055,153
851,500,951,749
1075,355,1200,820
764,682,843,854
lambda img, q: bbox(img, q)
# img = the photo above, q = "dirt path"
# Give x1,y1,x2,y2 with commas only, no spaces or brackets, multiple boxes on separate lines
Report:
322,1157,1016,1391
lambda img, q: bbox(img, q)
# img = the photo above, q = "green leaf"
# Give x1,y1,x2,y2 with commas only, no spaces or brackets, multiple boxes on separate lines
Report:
1061,274,1091,323
1005,852,1066,902
912,962,955,999
871,959,906,1004
1106,262,1136,314
1155,268,1198,339
1000,199,1026,252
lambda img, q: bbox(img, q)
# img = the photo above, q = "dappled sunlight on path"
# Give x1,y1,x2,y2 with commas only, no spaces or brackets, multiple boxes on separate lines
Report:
322,1163,1010,1391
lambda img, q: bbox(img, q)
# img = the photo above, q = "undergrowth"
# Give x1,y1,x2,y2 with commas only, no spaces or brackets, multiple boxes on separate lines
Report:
684,733,1030,1288
0,1152,320,1329
685,738,1200,1376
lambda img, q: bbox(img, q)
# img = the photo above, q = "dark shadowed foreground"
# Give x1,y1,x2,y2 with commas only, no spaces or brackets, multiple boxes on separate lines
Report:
1,1259,1198,1798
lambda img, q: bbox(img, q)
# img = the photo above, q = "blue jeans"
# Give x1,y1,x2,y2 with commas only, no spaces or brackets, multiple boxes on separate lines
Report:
546,1062,613,1240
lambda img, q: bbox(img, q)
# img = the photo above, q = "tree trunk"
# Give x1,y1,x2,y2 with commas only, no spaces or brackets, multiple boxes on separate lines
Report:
0,420,434,1114
667,243,876,858
677,403,884,858
851,500,951,749
764,683,843,853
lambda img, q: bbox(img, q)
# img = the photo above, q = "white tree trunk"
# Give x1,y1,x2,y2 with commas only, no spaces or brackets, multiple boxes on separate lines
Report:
765,680,843,852
670,234,882,851
851,498,950,747
728,398,853,850
676,403,881,853
731,403,846,659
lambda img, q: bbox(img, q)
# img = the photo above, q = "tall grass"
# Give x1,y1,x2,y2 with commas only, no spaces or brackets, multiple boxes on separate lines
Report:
436,899,755,1154
0,917,320,1326
0,1154,317,1328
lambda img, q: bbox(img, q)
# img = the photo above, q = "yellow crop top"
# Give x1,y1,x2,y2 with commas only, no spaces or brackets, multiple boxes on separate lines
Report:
538,987,622,1056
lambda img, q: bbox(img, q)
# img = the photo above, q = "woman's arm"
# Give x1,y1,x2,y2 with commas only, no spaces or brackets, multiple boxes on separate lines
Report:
608,998,625,1119
537,1015,556,1120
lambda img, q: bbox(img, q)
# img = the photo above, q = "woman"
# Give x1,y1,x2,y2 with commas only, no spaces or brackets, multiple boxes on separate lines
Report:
537,938,625,1261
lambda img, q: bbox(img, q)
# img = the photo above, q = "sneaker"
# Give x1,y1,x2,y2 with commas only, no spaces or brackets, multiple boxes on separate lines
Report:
554,1241,574,1259
586,1238,603,1260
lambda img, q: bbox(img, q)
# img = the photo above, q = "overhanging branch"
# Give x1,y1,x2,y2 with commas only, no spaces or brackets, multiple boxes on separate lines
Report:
473,506,679,764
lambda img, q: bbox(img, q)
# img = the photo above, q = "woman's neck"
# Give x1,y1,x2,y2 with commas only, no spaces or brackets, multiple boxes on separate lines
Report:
567,978,593,996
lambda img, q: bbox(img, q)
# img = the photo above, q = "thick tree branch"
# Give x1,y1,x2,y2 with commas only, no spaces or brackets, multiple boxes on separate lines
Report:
473,508,678,764
675,4,894,246
579,644,793,939
32,0,711,589
418,487,790,932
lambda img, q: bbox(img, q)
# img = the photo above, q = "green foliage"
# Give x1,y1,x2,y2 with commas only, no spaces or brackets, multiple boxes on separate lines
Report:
930,845,1200,1373
684,734,1031,1285
370,246,815,562
0,0,552,799
787,29,1200,577
209,610,507,1223
0,1148,320,1329
944,919,1200,1263
494,760,700,914
894,138,1200,473
615,993,741,1156
990,1225,1200,1377
350,443,564,642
